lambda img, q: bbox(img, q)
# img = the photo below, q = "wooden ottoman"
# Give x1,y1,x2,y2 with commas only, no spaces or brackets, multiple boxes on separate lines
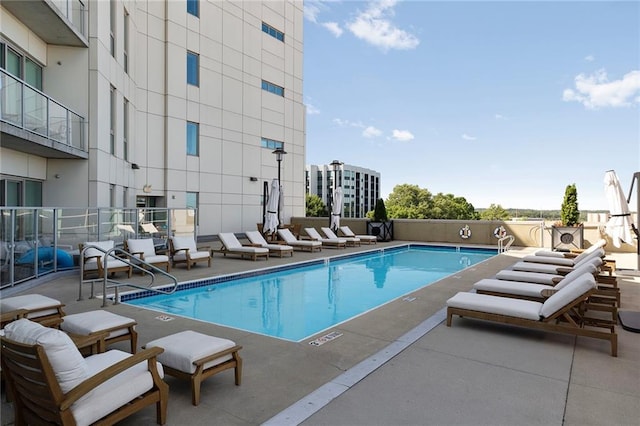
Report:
60,310,138,353
0,294,66,328
144,330,242,406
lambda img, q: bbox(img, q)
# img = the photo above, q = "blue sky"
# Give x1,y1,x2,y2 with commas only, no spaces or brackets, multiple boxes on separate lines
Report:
302,0,640,211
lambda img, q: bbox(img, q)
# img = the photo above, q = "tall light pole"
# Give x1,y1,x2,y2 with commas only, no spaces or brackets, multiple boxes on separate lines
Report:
330,160,343,228
272,148,287,225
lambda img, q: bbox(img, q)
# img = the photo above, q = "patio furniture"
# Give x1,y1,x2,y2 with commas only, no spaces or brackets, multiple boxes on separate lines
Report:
245,231,294,257
59,310,138,353
533,239,606,258
303,228,346,248
522,244,606,267
80,241,132,280
217,233,269,261
446,273,618,356
277,228,322,252
125,238,171,272
1,319,168,425
321,227,360,247
0,294,66,328
144,330,242,406
339,225,377,244
511,248,605,274
169,236,212,270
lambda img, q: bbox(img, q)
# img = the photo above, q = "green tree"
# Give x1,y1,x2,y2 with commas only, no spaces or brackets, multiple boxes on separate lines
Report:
305,194,327,217
431,193,479,220
372,198,388,221
560,184,580,226
386,184,433,219
480,203,511,220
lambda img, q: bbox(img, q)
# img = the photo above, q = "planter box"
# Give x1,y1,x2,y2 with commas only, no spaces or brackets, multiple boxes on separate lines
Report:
367,221,393,242
551,225,584,251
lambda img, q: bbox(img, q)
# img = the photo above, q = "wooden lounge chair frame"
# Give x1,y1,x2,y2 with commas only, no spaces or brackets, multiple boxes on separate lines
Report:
245,231,294,258
303,228,346,249
79,242,132,280
216,233,269,261
124,238,171,272
1,337,168,425
277,228,322,252
447,289,618,357
169,236,212,270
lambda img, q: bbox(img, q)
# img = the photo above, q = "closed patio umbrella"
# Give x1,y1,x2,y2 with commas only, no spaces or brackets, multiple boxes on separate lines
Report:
604,170,633,248
330,187,343,231
264,179,280,235
278,184,285,225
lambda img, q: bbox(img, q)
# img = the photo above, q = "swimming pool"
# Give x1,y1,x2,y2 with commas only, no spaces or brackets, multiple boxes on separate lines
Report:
124,245,495,341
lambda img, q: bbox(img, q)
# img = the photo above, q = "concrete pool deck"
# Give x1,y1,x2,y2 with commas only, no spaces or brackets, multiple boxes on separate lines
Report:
1,242,639,425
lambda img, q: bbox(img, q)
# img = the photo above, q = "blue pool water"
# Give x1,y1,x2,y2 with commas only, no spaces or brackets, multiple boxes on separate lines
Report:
125,245,495,341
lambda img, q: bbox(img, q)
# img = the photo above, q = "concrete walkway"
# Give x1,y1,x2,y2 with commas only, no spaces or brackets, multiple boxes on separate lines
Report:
1,243,638,425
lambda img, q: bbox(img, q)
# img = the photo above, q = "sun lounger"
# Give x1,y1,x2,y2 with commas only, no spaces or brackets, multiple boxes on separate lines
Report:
511,248,604,274
339,226,377,244
533,238,606,258
521,246,605,267
304,228,346,248
321,227,360,246
245,231,294,257
217,233,269,261
447,273,617,356
277,228,322,252
497,257,603,284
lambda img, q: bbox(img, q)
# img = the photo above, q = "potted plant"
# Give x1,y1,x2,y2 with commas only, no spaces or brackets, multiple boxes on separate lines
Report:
367,198,393,241
551,183,583,250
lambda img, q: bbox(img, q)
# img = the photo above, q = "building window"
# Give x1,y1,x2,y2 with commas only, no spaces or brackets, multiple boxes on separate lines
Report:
187,122,199,156
261,138,284,150
262,22,284,42
123,9,129,73
110,85,116,155
187,0,199,17
261,80,284,97
110,0,116,57
123,98,129,161
187,51,199,86
110,184,116,208
1,44,43,91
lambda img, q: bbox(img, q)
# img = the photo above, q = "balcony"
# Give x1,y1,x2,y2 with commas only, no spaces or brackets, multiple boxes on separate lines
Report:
2,0,88,47
1,69,87,159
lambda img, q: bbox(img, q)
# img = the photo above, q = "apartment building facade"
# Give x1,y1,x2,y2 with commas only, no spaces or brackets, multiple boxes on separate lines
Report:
306,163,380,218
0,0,305,236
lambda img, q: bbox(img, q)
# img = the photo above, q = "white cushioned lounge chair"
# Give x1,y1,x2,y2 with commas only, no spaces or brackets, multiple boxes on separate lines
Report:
217,233,269,261
321,227,360,246
80,240,132,280
1,319,168,425
125,238,170,272
169,236,212,269
245,231,294,257
522,244,606,267
533,238,606,258
277,228,322,252
511,248,604,274
339,226,377,244
304,228,346,248
447,274,617,356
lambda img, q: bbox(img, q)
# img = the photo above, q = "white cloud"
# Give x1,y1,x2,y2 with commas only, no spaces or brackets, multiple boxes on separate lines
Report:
563,69,640,109
462,133,477,141
304,1,322,23
306,103,320,115
322,22,343,37
333,118,366,128
391,129,414,141
346,0,420,52
363,126,382,138
584,54,595,62
495,114,506,120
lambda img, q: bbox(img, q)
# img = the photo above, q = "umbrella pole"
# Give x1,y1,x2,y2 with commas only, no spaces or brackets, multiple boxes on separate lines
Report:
262,181,268,232
627,172,640,270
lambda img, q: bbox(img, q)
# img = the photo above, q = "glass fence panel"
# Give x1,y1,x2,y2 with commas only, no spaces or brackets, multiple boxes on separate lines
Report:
23,86,48,135
49,101,67,143
70,111,84,149
171,209,196,237
1,71,22,125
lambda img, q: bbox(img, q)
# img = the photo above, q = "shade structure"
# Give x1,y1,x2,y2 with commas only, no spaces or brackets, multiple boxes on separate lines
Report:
330,187,343,231
604,170,634,248
264,179,280,234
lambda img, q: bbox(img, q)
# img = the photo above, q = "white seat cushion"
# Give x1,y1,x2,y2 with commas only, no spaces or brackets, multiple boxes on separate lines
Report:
172,250,210,261
146,330,236,374
171,236,197,251
522,255,576,266
61,310,135,339
4,319,89,393
496,269,560,284
0,294,62,319
447,292,542,320
127,238,156,258
512,262,563,274
540,274,595,318
473,279,550,298
264,243,294,251
73,349,164,426
83,257,129,271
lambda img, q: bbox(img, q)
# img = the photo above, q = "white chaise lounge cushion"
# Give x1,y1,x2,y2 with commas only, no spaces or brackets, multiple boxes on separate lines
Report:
473,279,552,298
321,227,359,244
534,239,606,258
219,233,269,254
304,228,345,244
73,349,164,426
4,319,89,393
540,274,595,318
496,261,598,286
245,231,293,252
339,226,377,242
523,247,605,266
0,294,62,320
277,229,322,248
446,292,542,320
512,251,603,274
146,330,235,374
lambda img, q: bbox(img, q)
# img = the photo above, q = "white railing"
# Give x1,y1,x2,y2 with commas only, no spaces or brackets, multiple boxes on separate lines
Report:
498,235,515,253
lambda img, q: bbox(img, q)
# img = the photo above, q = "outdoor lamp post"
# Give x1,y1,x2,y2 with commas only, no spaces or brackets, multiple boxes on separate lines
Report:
330,160,343,227
272,147,287,224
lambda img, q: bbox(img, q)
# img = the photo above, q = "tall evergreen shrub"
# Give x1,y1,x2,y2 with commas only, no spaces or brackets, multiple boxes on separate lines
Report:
373,198,388,222
560,184,580,226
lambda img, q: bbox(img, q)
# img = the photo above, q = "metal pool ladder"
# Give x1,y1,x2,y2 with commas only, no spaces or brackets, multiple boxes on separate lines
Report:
498,234,515,253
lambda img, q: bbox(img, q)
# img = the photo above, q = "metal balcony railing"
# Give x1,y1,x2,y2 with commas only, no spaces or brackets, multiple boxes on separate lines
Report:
1,69,86,151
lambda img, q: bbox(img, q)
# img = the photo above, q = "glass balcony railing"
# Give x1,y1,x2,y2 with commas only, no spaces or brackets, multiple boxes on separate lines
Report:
50,0,87,37
1,68,86,151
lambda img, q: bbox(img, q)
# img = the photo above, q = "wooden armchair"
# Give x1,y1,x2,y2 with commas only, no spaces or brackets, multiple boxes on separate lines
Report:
1,319,168,425
169,236,211,269
80,241,132,280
